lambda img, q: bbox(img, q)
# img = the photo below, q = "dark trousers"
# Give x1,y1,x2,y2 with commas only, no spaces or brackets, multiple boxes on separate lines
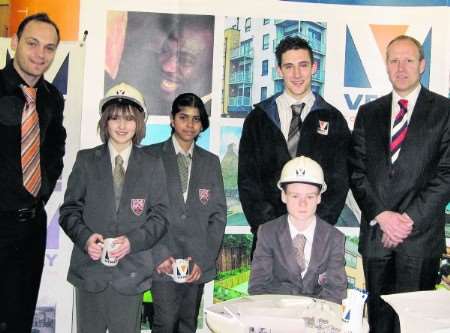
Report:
0,208,47,333
363,252,440,333
76,286,142,333
152,281,204,333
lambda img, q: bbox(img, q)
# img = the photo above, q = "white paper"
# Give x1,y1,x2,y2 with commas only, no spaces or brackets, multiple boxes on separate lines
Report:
382,291,450,333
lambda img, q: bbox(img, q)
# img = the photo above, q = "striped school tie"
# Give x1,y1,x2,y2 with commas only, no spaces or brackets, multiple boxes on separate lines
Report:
113,155,125,210
287,103,305,157
20,85,41,197
390,99,408,163
177,153,191,194
292,234,307,273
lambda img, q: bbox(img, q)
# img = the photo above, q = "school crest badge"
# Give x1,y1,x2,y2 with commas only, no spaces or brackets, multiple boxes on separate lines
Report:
131,199,145,216
199,189,209,205
317,120,329,135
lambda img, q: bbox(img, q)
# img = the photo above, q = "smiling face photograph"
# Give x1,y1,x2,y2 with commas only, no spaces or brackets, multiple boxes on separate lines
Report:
104,11,215,116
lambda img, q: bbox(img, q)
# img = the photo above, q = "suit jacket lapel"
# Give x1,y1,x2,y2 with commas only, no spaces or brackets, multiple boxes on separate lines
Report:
394,87,430,165
119,146,141,209
377,94,392,164
162,139,187,208
304,219,328,284
186,145,202,205
278,218,303,280
95,145,116,216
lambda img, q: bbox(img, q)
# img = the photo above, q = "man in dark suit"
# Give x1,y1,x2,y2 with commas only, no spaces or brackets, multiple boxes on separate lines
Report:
0,13,66,333
249,156,347,304
238,36,350,258
349,35,450,333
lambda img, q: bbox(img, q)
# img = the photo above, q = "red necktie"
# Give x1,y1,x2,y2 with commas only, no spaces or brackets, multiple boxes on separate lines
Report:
21,85,41,197
390,99,408,164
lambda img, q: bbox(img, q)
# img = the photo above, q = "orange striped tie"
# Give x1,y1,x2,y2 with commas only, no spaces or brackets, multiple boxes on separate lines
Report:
21,85,41,197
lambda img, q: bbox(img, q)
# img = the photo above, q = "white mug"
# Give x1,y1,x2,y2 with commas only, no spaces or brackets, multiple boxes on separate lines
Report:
101,238,118,267
167,258,190,283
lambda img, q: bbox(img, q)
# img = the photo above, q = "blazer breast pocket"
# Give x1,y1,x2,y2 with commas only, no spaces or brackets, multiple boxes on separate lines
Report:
0,96,22,125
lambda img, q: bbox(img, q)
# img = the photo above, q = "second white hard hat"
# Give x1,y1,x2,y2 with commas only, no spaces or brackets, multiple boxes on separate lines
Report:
277,156,327,193
99,82,147,116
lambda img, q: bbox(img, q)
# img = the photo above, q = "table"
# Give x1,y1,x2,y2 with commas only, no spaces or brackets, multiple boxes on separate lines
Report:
205,294,368,333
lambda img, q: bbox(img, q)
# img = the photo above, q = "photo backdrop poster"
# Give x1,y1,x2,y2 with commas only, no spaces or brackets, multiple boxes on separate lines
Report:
104,11,215,116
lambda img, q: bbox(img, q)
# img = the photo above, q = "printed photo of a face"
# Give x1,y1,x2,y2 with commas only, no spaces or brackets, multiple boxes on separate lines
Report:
105,11,215,116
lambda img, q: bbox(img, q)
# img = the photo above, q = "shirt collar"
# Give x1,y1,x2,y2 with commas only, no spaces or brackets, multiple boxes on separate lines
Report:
108,141,132,169
172,135,194,157
287,215,316,242
392,84,421,109
281,90,315,109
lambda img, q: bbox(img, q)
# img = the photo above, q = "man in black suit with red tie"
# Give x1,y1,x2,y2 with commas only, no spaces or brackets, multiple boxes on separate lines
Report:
350,35,450,333
0,13,66,333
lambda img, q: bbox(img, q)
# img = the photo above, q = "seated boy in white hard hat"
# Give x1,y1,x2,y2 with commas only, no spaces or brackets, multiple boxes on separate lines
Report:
248,156,347,304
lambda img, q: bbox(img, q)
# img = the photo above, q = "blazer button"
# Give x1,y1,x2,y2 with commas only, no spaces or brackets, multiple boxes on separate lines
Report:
181,214,186,220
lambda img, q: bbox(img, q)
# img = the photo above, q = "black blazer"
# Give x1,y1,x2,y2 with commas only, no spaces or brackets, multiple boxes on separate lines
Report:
349,87,450,258
238,93,350,231
0,61,66,209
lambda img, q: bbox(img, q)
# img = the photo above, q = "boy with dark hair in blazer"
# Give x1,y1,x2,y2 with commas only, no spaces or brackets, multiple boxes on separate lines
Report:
145,93,226,333
249,156,347,304
60,83,169,333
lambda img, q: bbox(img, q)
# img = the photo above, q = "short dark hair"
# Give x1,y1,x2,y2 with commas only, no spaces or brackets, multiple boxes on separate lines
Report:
387,35,424,61
98,103,146,145
17,12,60,45
170,93,209,138
275,36,314,67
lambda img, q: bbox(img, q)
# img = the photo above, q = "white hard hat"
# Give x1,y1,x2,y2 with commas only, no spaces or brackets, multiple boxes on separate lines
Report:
99,82,147,116
277,156,327,193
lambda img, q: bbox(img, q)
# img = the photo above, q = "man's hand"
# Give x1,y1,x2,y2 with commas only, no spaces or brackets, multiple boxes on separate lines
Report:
376,211,413,241
376,211,413,248
110,236,131,260
85,233,104,260
156,257,175,275
381,232,398,248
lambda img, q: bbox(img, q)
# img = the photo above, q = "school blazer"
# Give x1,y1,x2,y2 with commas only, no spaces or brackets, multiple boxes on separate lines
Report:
248,215,347,304
59,144,169,295
145,139,227,284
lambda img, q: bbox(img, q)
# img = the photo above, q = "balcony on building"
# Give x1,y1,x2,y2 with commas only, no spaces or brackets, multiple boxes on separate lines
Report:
227,95,252,116
273,20,326,55
230,45,254,60
229,70,253,84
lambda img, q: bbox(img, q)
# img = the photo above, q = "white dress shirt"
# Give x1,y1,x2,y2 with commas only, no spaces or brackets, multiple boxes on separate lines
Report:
390,84,421,134
108,141,132,173
288,215,317,278
275,90,316,141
